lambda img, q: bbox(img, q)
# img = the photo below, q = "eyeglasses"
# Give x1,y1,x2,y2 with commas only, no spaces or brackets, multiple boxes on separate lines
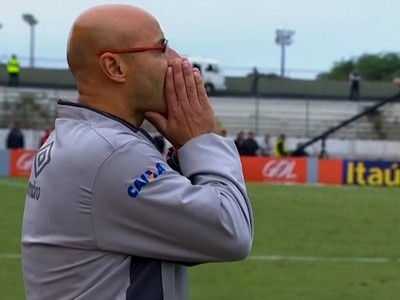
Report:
97,39,168,56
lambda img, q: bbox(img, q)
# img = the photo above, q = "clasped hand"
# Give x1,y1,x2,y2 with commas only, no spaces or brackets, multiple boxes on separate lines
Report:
145,58,216,149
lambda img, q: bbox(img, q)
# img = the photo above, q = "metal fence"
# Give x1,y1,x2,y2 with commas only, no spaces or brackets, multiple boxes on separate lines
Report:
210,97,400,141
0,55,323,80
1,86,399,142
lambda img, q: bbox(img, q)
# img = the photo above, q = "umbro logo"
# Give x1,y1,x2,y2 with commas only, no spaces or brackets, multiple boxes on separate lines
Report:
34,141,54,177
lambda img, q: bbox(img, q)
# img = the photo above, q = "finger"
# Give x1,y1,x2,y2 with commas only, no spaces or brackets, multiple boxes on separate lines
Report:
164,66,179,118
172,59,189,104
194,69,209,107
145,111,168,136
182,61,200,108
194,69,215,129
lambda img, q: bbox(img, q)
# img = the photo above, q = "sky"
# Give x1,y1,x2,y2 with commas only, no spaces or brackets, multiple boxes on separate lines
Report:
0,0,399,79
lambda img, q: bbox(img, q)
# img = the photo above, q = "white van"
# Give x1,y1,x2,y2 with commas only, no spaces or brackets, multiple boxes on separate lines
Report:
186,57,227,95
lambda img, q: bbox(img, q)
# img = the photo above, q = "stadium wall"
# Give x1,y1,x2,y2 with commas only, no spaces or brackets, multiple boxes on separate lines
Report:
240,157,400,187
0,65,399,99
1,129,400,160
0,150,9,176
2,150,399,187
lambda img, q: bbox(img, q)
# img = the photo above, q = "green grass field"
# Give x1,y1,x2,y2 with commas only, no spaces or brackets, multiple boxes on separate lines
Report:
1,178,399,300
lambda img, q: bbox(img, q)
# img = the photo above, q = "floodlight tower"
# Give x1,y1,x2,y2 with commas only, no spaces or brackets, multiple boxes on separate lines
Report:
22,14,38,68
275,29,295,77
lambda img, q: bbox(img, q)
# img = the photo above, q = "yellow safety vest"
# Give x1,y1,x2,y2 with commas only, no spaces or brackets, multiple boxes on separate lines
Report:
7,58,20,74
274,138,287,157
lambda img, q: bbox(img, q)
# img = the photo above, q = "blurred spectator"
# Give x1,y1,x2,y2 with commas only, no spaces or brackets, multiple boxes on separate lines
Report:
249,67,260,97
393,77,400,88
234,130,245,155
215,117,225,136
273,133,288,157
7,54,21,87
241,131,259,156
220,129,227,137
260,133,272,156
39,126,53,147
153,134,166,155
6,121,24,149
349,70,361,100
290,142,309,157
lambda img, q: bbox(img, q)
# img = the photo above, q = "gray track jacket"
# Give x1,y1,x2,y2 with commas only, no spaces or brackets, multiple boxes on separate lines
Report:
22,100,253,300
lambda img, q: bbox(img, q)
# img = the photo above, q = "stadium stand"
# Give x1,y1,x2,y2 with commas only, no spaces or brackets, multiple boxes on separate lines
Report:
1,86,399,141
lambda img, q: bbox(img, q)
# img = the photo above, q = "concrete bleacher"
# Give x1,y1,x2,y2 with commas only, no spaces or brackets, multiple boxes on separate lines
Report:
0,86,78,102
0,86,78,128
209,97,400,140
1,86,399,141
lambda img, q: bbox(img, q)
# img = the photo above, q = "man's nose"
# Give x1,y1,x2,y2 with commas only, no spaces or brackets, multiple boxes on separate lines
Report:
168,48,181,59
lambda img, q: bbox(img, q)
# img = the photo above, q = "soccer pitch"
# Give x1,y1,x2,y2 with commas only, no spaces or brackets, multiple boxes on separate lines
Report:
1,178,399,300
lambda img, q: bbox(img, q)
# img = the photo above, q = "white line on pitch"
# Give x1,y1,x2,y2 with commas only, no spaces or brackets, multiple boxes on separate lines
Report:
0,254,21,259
248,255,399,263
1,253,399,263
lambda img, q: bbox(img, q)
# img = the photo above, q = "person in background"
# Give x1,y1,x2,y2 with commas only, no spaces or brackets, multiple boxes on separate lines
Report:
234,130,245,155
214,117,226,136
241,131,259,156
220,129,227,137
7,54,21,87
21,4,253,300
249,66,259,97
39,126,53,147
6,120,24,149
260,133,272,156
153,134,166,155
349,70,361,100
274,133,288,157
290,142,309,157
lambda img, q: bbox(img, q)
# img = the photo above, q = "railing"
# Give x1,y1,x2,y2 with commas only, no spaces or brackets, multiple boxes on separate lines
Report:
1,86,400,142
209,97,400,141
0,55,324,80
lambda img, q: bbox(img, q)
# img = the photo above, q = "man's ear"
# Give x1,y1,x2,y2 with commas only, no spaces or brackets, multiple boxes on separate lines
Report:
98,54,126,83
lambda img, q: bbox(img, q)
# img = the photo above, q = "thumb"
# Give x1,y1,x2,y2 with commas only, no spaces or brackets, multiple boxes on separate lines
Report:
145,111,168,135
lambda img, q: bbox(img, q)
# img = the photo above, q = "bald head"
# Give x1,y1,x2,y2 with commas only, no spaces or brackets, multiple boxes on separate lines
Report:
66,4,181,127
67,5,158,76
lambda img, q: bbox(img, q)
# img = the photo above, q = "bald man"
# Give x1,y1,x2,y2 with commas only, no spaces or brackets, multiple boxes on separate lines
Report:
21,4,253,300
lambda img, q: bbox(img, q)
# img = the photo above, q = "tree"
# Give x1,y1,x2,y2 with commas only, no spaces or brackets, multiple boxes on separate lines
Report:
317,52,400,81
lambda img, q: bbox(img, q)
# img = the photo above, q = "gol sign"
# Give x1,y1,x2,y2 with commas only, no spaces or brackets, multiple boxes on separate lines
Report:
10,149,37,177
241,157,308,183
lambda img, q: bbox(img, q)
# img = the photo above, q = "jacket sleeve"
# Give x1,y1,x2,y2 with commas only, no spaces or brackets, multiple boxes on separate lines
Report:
91,133,253,263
